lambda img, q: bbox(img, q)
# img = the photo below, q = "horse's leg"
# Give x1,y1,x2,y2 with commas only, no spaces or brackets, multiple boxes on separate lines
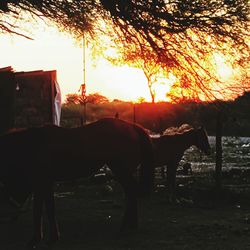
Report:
44,183,59,244
112,168,138,231
161,166,165,179
27,189,44,248
121,176,138,231
167,163,178,202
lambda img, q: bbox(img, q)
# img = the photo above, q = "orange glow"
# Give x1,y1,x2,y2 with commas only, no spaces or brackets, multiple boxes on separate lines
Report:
0,24,174,103
0,18,243,103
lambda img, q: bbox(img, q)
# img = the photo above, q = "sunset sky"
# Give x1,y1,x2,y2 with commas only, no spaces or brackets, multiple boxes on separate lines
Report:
0,17,236,103
0,19,174,103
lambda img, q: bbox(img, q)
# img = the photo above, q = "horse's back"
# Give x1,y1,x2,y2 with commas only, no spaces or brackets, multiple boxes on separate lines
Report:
73,118,143,148
52,118,152,179
0,119,152,182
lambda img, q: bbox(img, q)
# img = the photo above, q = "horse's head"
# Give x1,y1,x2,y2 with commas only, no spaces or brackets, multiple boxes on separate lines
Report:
195,126,211,155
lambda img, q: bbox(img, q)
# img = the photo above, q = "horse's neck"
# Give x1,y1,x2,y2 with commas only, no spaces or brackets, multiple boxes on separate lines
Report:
152,130,196,165
179,130,196,151
152,137,168,163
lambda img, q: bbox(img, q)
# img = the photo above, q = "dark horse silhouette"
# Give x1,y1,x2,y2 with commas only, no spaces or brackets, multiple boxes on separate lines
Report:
152,126,211,201
0,118,154,248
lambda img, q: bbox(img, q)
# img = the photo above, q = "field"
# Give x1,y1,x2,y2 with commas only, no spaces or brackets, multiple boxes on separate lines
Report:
1,137,250,250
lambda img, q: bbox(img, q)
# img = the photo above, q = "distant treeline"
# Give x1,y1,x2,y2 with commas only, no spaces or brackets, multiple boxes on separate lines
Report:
61,92,250,137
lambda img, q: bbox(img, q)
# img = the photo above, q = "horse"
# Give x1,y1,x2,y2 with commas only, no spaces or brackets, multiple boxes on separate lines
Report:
152,126,211,202
0,118,154,248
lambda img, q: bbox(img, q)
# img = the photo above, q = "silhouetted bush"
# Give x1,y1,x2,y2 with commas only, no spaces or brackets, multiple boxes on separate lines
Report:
61,92,250,136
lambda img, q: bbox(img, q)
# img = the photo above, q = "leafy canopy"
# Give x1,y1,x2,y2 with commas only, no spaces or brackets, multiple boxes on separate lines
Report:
1,0,249,100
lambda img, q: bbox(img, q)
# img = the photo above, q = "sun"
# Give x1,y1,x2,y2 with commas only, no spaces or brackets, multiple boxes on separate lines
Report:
153,74,176,102
86,62,151,102
213,53,233,80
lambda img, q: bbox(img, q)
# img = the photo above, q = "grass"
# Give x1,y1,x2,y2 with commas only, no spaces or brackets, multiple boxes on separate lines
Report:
1,173,250,250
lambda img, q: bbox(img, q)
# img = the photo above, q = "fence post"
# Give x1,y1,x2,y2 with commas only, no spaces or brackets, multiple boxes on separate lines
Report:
215,111,223,190
133,103,136,123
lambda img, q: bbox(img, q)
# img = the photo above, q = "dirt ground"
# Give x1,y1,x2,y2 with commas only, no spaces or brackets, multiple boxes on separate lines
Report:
1,176,250,250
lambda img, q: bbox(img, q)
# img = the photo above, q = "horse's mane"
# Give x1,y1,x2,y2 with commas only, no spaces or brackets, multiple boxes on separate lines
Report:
163,124,194,136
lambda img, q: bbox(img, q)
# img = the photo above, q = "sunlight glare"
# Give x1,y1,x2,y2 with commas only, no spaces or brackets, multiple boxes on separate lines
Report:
213,53,233,80
153,73,176,102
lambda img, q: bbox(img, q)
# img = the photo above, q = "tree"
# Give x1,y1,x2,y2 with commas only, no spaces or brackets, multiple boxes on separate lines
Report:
107,43,169,103
0,0,103,38
86,93,109,104
65,92,109,105
65,93,80,105
1,0,249,99
95,28,248,102
97,0,249,101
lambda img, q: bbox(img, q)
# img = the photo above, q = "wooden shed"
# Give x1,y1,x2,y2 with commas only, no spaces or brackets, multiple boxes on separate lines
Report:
0,66,61,134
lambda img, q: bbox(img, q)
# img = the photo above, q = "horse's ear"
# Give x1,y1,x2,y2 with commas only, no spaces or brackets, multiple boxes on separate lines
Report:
193,123,202,130
197,125,204,130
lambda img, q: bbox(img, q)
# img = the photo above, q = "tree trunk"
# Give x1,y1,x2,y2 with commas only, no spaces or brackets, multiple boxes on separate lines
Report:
215,111,223,190
149,86,155,104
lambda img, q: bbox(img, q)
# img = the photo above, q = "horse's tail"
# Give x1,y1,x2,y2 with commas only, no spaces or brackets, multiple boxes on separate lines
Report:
134,124,154,195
